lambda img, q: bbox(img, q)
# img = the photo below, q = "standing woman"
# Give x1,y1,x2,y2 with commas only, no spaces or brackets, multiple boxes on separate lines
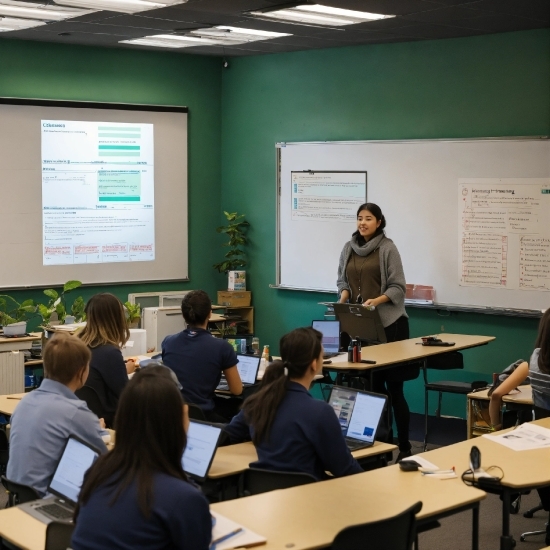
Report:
71,366,211,550
79,293,136,427
337,203,413,460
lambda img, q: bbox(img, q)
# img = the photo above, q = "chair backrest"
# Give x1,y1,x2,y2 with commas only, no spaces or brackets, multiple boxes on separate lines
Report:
187,403,207,421
331,501,423,550
242,467,316,496
1,475,40,506
45,521,75,550
534,406,550,420
0,429,9,472
75,385,104,419
425,351,464,371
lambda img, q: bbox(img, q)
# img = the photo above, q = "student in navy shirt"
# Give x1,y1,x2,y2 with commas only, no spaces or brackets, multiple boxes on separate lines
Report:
162,290,242,421
79,293,137,427
72,366,211,550
224,327,363,479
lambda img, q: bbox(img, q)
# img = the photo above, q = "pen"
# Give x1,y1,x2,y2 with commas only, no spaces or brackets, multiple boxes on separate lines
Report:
211,527,243,545
6,397,22,400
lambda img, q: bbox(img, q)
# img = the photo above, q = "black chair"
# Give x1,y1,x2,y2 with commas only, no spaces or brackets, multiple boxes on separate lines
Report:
74,385,104,420
45,521,75,550
187,403,207,421
331,501,422,550
1,475,40,507
423,352,486,450
0,429,9,475
241,467,316,496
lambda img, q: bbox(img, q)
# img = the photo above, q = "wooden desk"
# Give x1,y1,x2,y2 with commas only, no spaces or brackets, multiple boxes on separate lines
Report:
324,333,495,385
208,440,397,479
0,333,41,394
0,393,26,416
416,417,550,550
211,462,485,550
467,385,533,438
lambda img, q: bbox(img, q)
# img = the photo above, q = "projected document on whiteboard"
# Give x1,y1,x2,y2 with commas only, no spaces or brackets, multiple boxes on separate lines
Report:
42,120,154,266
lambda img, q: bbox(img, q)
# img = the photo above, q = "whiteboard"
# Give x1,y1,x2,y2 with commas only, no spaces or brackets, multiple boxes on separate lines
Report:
0,99,188,289
277,139,550,310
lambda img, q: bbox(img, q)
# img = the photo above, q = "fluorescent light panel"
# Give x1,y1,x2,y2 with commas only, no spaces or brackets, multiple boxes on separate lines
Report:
0,15,45,30
55,0,186,14
250,3,395,27
122,26,292,48
0,0,91,21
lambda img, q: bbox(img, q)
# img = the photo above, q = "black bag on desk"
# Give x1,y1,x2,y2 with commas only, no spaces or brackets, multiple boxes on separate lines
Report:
487,358,527,397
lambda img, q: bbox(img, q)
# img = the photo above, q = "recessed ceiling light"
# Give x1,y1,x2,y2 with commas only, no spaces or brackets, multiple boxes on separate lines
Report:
250,3,395,27
0,15,45,30
55,0,187,14
120,34,220,48
0,0,91,21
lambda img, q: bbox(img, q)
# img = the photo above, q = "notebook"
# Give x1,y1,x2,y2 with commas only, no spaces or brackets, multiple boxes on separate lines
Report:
311,320,343,358
328,386,387,451
216,354,261,391
19,436,101,524
182,420,223,482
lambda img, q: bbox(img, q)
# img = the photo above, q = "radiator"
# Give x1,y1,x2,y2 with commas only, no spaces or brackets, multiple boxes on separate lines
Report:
0,351,25,394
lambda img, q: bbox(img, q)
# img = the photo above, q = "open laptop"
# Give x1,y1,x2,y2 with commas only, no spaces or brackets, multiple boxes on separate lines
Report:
19,436,101,524
312,320,343,358
216,354,261,391
328,386,387,451
182,420,223,482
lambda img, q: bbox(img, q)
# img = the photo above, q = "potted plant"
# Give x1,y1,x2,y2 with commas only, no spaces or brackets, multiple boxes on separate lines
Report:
213,211,250,288
124,301,141,329
0,295,37,336
37,280,84,326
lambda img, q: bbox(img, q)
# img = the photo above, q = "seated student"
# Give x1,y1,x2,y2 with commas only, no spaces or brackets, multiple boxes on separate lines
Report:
79,293,136,427
71,366,211,550
224,327,363,480
162,289,242,422
7,333,107,496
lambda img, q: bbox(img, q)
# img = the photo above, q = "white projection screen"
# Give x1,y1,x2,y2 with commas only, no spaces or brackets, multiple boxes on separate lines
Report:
0,99,188,288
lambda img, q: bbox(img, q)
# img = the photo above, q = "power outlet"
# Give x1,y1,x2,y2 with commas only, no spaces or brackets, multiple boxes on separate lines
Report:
441,325,445,332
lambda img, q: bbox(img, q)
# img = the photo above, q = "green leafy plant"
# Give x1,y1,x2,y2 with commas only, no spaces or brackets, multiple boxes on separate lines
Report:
37,280,83,325
71,296,87,323
124,301,141,327
214,321,238,338
213,211,250,274
0,295,36,326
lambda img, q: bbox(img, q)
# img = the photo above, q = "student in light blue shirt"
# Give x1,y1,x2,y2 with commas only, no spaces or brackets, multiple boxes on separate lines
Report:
7,333,107,496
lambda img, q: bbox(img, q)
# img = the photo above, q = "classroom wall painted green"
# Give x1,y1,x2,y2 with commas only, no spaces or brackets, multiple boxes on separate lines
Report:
0,38,226,310
220,29,550,417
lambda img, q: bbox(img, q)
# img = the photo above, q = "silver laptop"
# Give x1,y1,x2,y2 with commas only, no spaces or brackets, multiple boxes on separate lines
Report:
312,320,343,359
182,420,223,482
216,354,261,391
328,386,387,451
19,436,100,524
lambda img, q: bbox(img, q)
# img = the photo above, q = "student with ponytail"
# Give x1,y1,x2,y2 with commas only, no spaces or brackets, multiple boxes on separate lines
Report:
224,327,363,479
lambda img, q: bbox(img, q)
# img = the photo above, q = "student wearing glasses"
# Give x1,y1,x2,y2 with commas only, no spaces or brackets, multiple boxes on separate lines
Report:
71,366,211,550
337,202,413,461
224,327,363,480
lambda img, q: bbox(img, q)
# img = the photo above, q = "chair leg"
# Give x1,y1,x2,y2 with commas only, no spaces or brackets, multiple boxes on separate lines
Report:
436,392,442,417
424,388,429,451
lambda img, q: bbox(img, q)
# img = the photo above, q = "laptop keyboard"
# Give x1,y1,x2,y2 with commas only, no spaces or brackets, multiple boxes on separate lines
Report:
36,503,73,520
217,383,229,391
345,437,372,451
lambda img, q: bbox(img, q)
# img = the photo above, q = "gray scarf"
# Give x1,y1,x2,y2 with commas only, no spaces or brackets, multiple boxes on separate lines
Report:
350,233,385,257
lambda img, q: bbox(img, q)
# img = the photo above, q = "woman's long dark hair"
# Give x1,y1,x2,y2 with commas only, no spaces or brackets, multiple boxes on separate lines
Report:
352,202,386,245
75,366,187,519
242,327,322,445
536,309,550,374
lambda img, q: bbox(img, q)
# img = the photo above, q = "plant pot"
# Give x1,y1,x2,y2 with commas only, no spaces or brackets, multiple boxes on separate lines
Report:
3,321,27,336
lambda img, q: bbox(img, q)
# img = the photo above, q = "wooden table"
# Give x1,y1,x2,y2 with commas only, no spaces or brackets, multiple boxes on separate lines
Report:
467,385,533,438
0,333,41,394
415,417,550,550
209,440,397,479
0,393,26,416
211,461,485,550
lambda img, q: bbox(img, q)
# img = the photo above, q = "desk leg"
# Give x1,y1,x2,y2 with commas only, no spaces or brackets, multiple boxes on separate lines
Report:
472,503,479,550
500,491,516,550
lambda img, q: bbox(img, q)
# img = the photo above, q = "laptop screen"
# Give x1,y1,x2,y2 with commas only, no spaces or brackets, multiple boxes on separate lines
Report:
49,438,100,504
312,320,340,353
329,387,386,444
236,354,260,384
182,421,222,480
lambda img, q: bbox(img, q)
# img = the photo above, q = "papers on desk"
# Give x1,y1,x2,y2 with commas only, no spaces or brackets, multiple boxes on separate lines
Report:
211,511,266,549
401,456,457,479
484,423,550,451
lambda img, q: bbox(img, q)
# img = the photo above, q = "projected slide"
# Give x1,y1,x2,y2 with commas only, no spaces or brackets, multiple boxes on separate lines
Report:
42,120,155,265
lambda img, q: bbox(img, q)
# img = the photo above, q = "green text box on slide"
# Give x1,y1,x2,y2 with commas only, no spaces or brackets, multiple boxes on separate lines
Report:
98,170,141,202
